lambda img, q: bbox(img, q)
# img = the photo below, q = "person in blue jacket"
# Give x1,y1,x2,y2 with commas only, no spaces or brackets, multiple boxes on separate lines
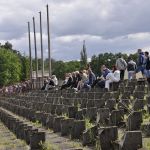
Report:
136,49,145,77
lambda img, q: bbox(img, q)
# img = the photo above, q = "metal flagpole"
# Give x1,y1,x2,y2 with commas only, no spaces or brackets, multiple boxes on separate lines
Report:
33,17,38,88
39,11,44,85
46,4,52,77
27,22,33,87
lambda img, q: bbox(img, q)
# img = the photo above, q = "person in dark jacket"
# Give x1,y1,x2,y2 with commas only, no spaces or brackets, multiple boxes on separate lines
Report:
76,71,82,83
41,79,48,90
127,57,136,80
60,73,73,91
136,49,145,76
144,51,150,83
71,72,78,88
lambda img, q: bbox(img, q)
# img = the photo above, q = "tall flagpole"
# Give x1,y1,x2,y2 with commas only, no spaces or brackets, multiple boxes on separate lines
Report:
33,17,38,88
27,22,32,83
46,4,52,77
39,11,44,85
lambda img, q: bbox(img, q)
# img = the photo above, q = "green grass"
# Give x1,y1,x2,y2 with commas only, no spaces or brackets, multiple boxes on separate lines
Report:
0,123,28,150
118,129,125,140
47,128,53,132
142,113,150,124
143,138,150,150
41,142,60,150
69,140,82,148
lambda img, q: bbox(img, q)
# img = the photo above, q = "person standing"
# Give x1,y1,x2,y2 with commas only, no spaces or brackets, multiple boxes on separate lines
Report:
144,51,150,83
136,49,145,77
116,55,127,80
127,57,137,80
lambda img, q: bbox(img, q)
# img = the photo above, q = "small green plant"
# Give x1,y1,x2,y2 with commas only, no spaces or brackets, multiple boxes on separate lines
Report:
62,113,69,119
130,96,134,100
32,120,42,128
47,128,53,132
142,113,150,124
128,104,132,109
124,114,128,121
85,118,94,129
77,103,81,110
89,129,95,143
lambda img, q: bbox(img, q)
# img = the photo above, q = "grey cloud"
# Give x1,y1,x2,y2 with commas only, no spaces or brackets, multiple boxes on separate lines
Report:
1,0,150,60
51,0,150,38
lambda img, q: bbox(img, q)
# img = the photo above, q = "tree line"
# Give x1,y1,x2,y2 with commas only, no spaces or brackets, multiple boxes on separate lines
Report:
0,42,29,87
0,41,138,86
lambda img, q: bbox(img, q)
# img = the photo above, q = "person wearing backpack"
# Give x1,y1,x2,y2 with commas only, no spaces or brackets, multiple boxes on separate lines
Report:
144,51,150,83
116,55,127,80
127,57,137,80
136,49,145,77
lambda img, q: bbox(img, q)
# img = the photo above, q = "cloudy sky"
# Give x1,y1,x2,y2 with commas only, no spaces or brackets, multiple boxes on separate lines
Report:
0,0,150,61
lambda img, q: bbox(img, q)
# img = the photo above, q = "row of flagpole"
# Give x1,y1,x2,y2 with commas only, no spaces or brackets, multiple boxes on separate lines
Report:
27,4,51,87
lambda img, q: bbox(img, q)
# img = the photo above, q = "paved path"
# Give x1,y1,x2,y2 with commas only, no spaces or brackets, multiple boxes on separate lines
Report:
45,131,93,150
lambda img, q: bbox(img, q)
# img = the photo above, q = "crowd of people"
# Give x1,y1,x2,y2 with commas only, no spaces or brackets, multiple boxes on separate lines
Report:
1,49,149,95
41,49,150,93
0,80,32,95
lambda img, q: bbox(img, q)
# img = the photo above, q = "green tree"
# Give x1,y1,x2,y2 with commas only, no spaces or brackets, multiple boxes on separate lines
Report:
80,40,87,69
52,61,66,79
65,61,80,73
3,41,13,50
129,53,138,63
90,55,98,75
20,56,30,81
0,48,22,86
